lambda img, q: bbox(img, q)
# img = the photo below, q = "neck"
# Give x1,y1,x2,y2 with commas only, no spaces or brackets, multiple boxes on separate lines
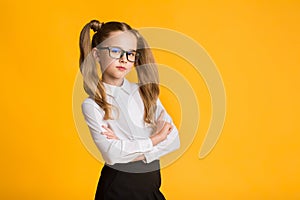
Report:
102,77,124,86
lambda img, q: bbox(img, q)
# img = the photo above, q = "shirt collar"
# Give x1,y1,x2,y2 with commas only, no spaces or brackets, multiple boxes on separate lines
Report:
103,78,131,98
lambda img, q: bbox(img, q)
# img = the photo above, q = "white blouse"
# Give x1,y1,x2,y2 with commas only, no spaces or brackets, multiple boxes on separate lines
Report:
81,79,180,165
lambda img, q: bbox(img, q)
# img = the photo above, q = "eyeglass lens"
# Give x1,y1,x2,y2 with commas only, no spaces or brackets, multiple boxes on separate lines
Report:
109,47,138,62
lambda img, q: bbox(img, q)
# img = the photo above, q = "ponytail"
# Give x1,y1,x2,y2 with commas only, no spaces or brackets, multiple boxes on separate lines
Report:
134,31,160,124
79,20,112,120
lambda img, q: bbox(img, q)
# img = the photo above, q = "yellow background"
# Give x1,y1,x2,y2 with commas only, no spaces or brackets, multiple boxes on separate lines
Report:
1,0,300,199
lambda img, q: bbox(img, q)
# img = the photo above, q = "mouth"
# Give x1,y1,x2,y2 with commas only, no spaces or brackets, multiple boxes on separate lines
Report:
116,66,127,71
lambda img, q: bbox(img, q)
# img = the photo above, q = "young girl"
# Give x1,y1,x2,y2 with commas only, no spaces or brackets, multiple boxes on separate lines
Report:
79,19,180,200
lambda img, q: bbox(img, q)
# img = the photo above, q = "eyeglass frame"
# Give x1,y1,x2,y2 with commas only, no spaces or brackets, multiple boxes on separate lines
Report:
98,46,140,62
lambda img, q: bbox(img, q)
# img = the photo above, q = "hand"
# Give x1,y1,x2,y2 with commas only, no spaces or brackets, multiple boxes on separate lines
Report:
101,125,119,140
150,111,173,146
131,154,146,162
154,110,166,134
153,110,173,137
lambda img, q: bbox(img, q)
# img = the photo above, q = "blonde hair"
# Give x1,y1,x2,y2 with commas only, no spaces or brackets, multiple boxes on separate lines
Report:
79,20,159,124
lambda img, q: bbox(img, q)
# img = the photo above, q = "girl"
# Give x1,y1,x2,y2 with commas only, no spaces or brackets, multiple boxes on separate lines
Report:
79,20,180,200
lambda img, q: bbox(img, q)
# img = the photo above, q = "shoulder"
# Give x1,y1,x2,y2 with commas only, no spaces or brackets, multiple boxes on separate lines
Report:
81,97,103,114
82,97,99,107
156,97,164,108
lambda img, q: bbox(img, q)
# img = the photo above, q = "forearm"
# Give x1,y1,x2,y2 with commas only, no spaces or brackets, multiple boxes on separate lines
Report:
144,125,180,163
150,134,163,146
92,134,154,165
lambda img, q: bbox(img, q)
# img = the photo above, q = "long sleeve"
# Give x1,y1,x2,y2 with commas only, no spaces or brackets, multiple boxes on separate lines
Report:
143,99,180,163
82,98,154,165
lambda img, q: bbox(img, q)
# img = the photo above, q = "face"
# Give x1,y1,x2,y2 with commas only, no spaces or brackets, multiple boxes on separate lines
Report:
96,30,138,86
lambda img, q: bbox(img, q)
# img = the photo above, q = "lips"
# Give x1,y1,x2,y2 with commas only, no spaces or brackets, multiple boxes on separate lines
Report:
116,66,126,71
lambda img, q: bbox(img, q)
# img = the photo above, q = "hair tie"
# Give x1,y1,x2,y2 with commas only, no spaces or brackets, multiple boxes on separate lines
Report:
90,20,104,32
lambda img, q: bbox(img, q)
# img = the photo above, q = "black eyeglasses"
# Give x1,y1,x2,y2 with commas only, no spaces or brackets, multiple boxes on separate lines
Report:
99,46,140,62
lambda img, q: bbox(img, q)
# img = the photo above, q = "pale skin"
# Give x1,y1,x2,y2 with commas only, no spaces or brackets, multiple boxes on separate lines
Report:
92,30,173,162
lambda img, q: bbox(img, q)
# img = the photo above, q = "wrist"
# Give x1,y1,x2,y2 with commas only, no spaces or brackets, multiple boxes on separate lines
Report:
150,134,162,146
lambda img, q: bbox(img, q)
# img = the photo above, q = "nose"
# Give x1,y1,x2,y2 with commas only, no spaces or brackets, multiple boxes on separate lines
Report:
119,52,127,63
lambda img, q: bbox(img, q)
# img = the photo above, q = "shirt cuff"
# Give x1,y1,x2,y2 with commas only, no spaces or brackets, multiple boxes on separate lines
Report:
143,151,157,164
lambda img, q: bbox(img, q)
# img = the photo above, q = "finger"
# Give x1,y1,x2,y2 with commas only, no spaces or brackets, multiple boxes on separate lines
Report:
102,125,111,132
162,123,173,133
101,128,119,140
102,132,118,139
102,125,113,133
101,131,110,135
107,135,119,139
101,131,110,136
107,135,118,139
101,131,115,137
167,126,173,134
161,123,170,133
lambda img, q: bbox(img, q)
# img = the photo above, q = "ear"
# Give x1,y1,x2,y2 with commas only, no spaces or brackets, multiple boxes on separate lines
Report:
92,48,100,62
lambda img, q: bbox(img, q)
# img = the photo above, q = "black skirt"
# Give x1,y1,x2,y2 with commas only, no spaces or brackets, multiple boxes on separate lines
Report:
95,160,166,200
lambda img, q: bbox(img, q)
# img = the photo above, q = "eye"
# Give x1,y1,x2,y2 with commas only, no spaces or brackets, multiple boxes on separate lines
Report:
111,47,122,54
127,51,136,57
